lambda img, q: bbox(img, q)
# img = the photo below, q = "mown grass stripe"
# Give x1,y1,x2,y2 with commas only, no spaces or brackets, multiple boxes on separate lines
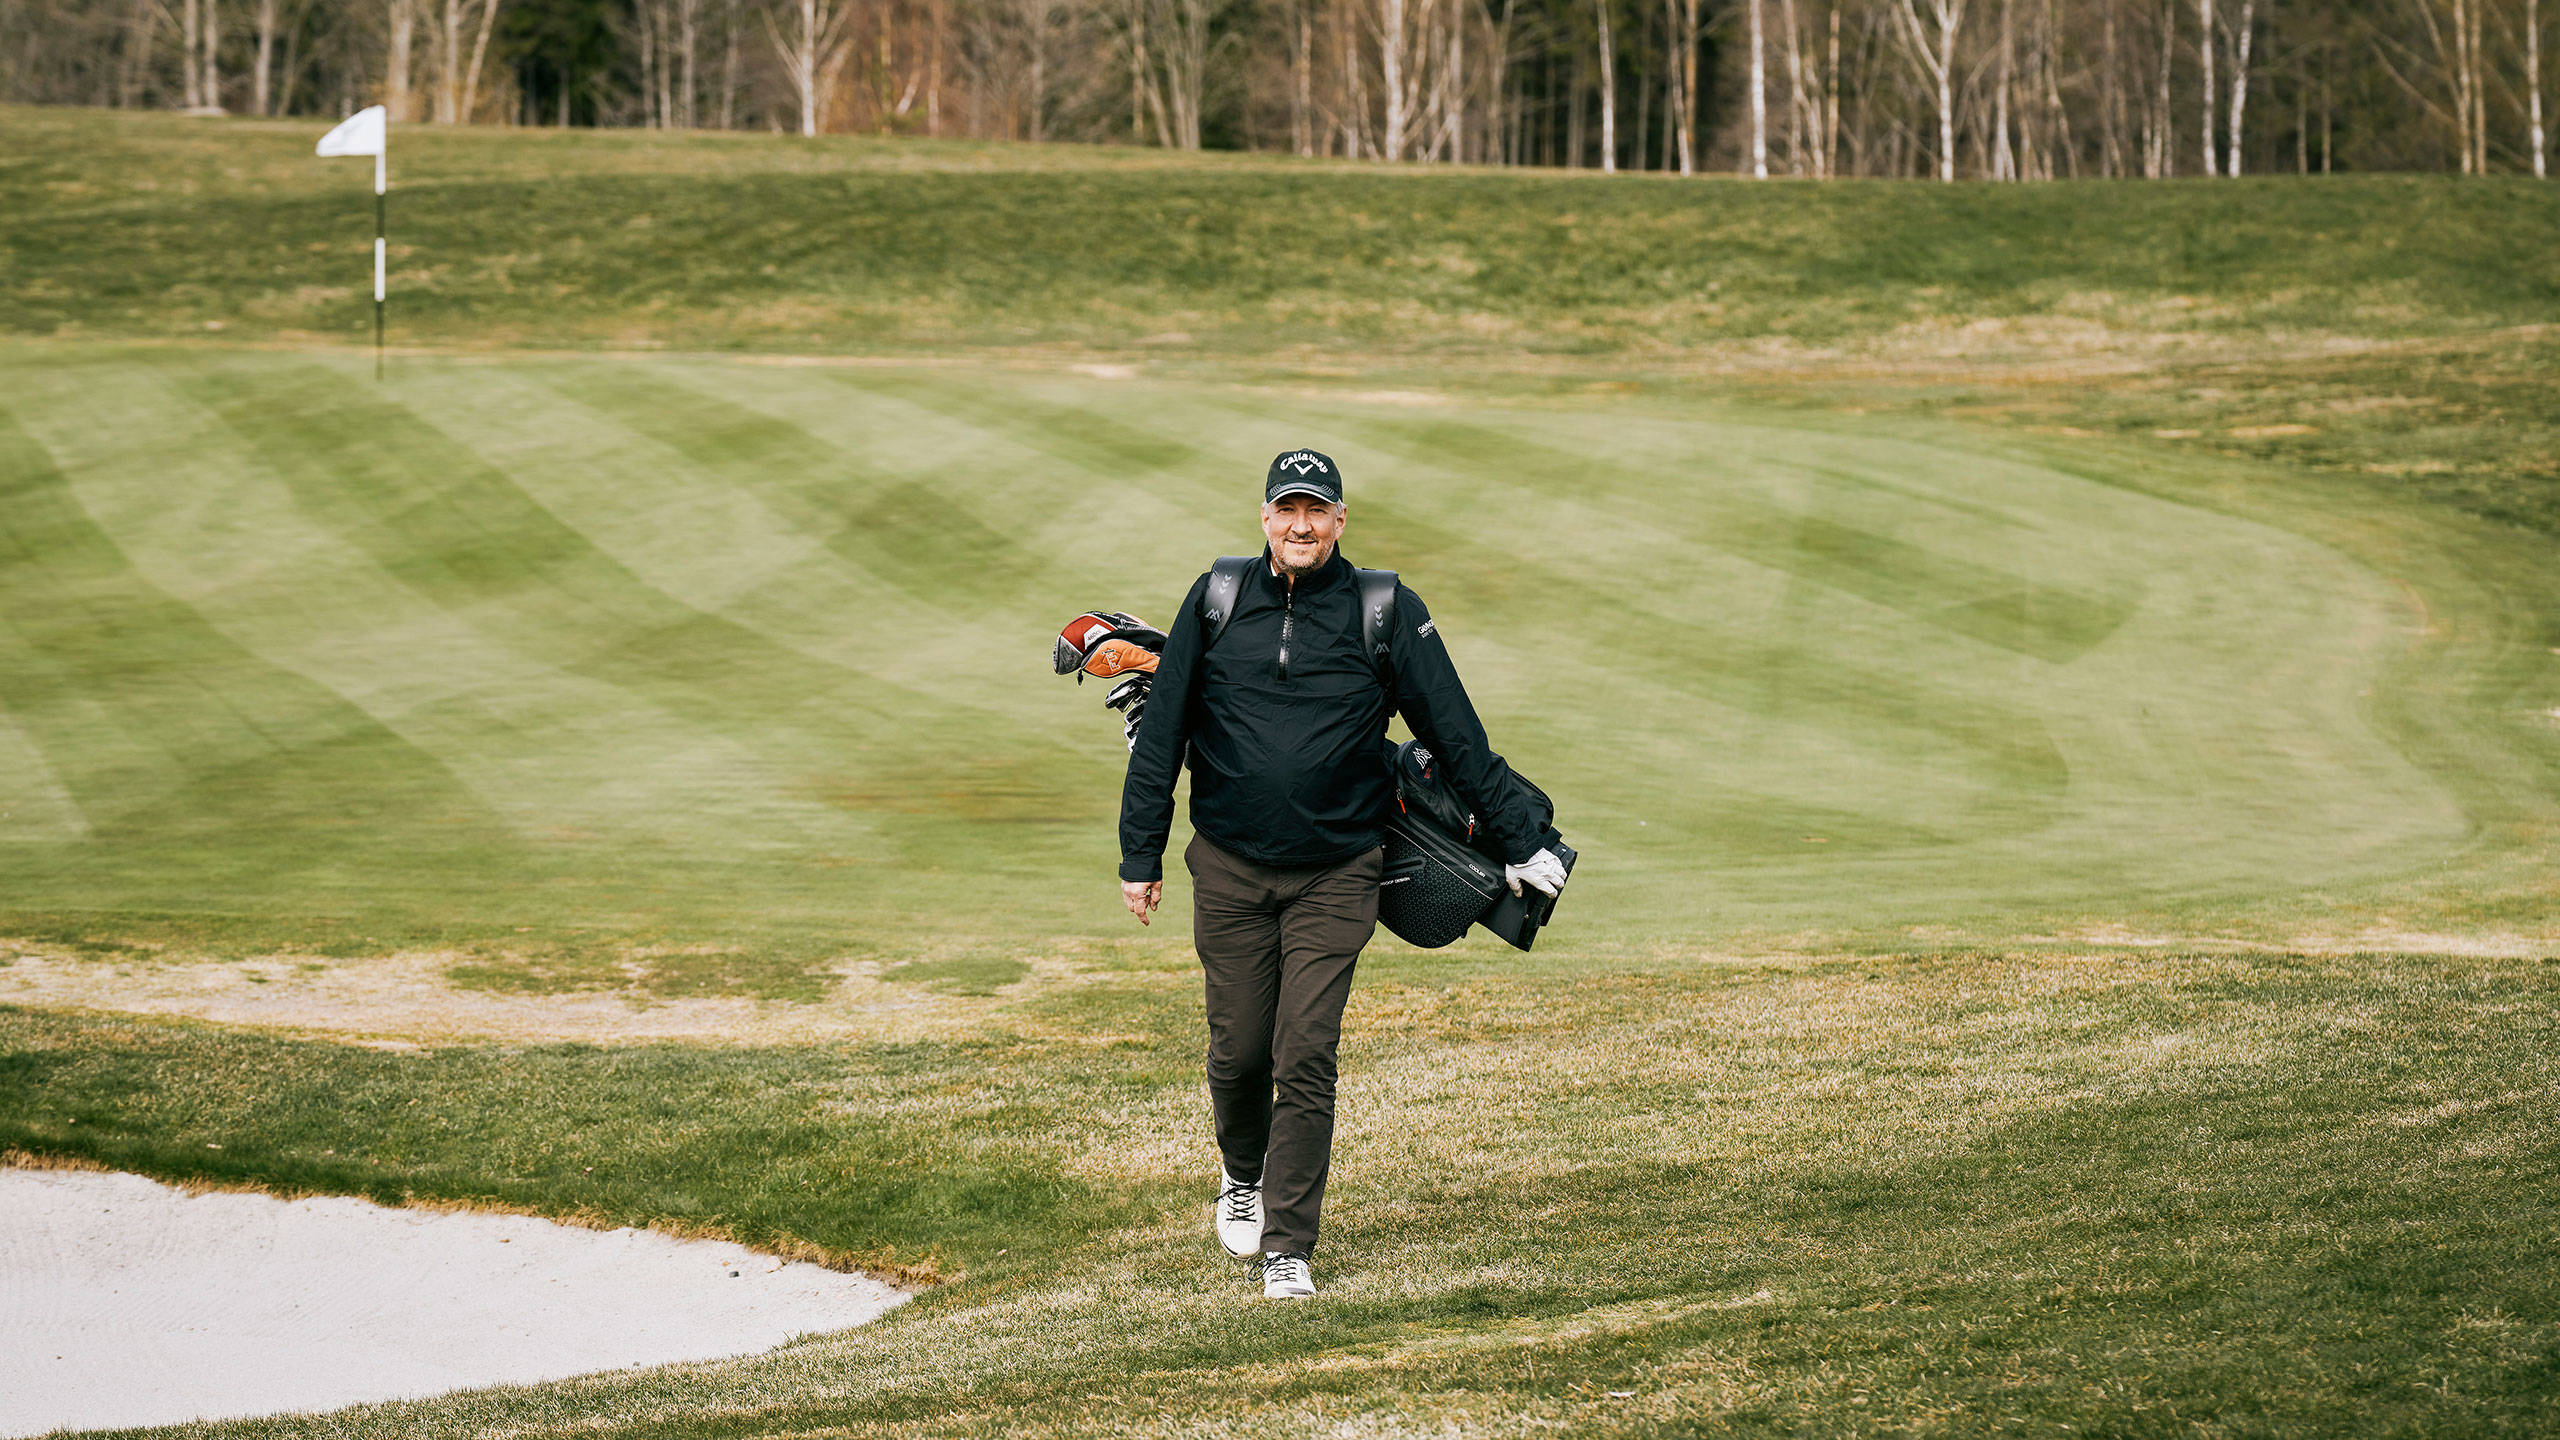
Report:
0,391,523,904
173,361,1115,856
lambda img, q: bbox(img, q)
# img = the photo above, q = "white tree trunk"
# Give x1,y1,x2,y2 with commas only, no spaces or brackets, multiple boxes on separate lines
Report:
1992,0,2014,178
2532,0,2548,178
1293,1,1313,154
181,0,202,107
2151,0,2174,176
2196,0,2215,174
202,0,221,108
1438,12,1464,160
719,0,740,126
2224,0,2251,174
766,0,854,136
438,0,462,120
1342,3,1367,156
253,0,282,114
1778,0,1807,175
1747,0,1765,175
386,0,416,121
2457,0,2478,172
799,0,817,133
1824,0,1839,174
461,0,499,122
1674,0,1697,171
1892,0,1964,181
1597,0,1615,169
1382,0,1407,159
678,0,696,125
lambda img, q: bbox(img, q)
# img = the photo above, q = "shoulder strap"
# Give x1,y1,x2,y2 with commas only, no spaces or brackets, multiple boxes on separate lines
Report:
1199,558,1397,687
1199,556,1255,649
1355,568,1397,690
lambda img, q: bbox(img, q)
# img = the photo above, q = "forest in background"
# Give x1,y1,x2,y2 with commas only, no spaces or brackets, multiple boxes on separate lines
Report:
1,0,2550,177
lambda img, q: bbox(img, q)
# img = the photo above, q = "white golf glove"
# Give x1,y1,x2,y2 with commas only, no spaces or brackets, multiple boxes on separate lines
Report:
1503,848,1567,898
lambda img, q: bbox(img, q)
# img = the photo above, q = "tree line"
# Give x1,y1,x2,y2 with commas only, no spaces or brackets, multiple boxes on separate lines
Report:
3,0,2550,177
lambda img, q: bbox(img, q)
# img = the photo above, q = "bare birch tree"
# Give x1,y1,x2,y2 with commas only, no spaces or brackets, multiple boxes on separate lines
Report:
1597,0,1615,169
2376,0,2486,172
2531,0,2548,177
1892,0,1966,179
2195,0,2214,172
2221,0,2249,174
180,0,202,105
1748,0,1767,174
1992,0,2015,177
385,0,417,119
763,0,855,133
2150,0,2175,174
1142,0,1222,147
201,0,220,106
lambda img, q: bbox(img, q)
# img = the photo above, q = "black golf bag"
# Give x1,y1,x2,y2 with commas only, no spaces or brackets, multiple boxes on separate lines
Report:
1376,738,1576,953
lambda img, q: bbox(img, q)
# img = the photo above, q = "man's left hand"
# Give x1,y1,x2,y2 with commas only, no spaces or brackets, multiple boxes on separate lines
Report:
1504,849,1567,898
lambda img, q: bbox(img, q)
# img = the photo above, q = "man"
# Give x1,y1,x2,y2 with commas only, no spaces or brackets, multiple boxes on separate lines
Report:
1117,448,1570,1300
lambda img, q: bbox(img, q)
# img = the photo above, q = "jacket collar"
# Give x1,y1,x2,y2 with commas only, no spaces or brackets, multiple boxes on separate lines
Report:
1258,544,1352,597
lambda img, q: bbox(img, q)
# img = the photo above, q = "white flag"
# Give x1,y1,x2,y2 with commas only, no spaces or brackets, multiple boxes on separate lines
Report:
315,106,387,158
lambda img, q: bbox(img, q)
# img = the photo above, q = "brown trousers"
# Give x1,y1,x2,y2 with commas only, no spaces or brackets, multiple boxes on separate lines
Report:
1184,831,1382,1257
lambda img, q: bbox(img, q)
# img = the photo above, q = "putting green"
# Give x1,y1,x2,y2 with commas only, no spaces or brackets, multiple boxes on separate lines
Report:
0,344,2473,952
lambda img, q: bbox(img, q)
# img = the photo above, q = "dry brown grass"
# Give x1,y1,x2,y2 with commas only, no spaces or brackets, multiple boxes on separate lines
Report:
0,938,1190,1046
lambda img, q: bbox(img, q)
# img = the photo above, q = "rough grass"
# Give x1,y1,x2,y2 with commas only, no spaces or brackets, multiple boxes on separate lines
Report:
6,943,2558,1437
7,106,2560,359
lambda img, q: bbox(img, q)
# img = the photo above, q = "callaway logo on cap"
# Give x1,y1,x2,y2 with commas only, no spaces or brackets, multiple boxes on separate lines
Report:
1265,448,1345,506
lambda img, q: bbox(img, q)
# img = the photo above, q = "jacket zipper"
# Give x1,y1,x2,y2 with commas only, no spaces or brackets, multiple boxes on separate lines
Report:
1276,585,1295,682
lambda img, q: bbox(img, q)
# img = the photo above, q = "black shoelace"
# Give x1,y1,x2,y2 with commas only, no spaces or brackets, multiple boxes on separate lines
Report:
1219,1181,1258,1222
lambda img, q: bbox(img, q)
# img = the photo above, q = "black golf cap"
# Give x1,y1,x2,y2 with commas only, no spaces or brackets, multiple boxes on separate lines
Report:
1266,449,1345,506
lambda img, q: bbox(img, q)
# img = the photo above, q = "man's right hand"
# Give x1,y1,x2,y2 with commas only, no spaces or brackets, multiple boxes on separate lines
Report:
1122,879,1162,925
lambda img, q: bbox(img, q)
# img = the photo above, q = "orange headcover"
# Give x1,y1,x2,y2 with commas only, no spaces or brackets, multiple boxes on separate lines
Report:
1083,639,1159,679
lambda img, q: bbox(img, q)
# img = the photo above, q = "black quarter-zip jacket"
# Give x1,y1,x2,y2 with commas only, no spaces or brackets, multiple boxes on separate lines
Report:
1118,546,1546,884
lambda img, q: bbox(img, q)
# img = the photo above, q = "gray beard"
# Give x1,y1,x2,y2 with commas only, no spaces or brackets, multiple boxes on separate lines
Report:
1271,543,1331,579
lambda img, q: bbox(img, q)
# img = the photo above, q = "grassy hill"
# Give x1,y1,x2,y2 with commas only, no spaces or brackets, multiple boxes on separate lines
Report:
4,109,2559,1440
8,105,2560,358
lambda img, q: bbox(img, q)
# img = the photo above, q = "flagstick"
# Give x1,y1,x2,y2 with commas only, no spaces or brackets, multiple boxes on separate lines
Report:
373,148,386,382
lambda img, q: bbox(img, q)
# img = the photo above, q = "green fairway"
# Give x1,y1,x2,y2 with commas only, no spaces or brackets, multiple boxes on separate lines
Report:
8,112,2560,1440
4,341,2536,960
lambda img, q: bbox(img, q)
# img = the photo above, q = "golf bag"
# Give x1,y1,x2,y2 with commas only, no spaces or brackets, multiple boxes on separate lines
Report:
1378,738,1576,953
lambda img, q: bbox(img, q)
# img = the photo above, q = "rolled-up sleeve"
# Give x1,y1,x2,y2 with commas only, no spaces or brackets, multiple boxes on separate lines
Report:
1117,573,1210,883
1387,585,1546,865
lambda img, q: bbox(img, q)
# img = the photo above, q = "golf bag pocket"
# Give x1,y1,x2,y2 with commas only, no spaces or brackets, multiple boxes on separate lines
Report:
1378,811,1507,949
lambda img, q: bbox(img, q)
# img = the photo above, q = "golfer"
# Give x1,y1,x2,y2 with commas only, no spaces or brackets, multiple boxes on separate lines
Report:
1117,448,1568,1299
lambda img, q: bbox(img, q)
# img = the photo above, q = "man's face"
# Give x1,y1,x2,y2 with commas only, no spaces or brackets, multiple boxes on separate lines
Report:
1263,493,1347,578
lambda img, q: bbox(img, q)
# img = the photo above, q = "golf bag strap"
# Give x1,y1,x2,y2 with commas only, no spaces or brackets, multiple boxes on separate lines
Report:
1201,556,1254,648
1200,557,1398,690
1355,567,1397,693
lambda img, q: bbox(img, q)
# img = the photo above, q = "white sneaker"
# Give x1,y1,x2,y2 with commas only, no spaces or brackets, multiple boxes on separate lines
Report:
1261,1250,1315,1299
1214,1170,1262,1258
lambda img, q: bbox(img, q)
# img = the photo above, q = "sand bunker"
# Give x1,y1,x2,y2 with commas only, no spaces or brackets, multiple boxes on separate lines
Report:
0,1167,908,1437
